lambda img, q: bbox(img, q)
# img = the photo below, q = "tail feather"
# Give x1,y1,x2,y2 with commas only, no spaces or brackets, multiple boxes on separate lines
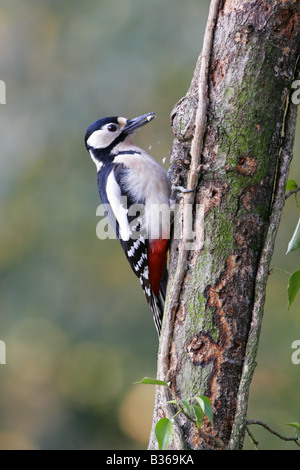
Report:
139,269,167,336
159,265,168,300
149,289,165,336
121,234,168,335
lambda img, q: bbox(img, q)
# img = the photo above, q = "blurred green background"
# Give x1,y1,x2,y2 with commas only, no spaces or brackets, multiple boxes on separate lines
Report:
0,0,299,450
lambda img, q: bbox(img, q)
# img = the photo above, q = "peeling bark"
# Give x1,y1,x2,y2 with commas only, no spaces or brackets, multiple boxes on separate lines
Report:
149,0,300,450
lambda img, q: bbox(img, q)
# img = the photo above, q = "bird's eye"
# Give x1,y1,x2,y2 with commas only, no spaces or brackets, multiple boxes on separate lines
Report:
107,124,118,132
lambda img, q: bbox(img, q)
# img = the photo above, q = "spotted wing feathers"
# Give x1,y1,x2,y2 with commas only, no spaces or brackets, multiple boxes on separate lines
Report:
120,234,165,335
99,160,167,335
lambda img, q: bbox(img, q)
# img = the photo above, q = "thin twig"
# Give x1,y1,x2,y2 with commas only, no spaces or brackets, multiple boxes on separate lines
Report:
245,426,259,450
151,2,220,450
160,0,220,374
188,0,219,191
285,186,300,199
247,420,300,447
166,0,220,324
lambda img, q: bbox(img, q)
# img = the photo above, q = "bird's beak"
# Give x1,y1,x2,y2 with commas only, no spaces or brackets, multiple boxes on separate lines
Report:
124,112,156,134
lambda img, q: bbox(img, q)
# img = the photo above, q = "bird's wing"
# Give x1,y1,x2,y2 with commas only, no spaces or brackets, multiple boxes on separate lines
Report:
100,163,165,334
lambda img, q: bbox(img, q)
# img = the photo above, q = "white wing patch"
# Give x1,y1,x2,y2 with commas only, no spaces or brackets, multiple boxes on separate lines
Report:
106,171,131,241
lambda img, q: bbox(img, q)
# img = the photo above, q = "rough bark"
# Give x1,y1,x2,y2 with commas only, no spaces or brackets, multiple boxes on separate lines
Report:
149,0,300,450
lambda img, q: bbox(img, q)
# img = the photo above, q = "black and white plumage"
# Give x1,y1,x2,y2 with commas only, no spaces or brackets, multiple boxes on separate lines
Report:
84,112,171,335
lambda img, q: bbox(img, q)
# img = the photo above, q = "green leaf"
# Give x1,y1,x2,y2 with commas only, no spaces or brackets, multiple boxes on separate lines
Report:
193,396,214,425
286,179,298,191
286,422,300,430
155,418,173,450
191,405,203,429
287,270,300,308
286,422,300,438
286,218,300,254
133,377,169,387
166,399,177,405
181,400,191,414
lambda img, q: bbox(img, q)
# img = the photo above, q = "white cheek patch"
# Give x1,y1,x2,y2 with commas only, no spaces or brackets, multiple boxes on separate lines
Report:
87,129,114,149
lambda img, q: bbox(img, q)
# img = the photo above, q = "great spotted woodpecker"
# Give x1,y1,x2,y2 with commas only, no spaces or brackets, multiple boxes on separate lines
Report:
84,112,171,335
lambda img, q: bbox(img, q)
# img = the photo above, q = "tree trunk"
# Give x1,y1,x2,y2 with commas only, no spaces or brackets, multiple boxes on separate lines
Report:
149,0,300,450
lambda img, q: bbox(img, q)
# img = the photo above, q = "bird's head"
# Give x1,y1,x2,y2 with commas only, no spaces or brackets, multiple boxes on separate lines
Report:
84,112,155,152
